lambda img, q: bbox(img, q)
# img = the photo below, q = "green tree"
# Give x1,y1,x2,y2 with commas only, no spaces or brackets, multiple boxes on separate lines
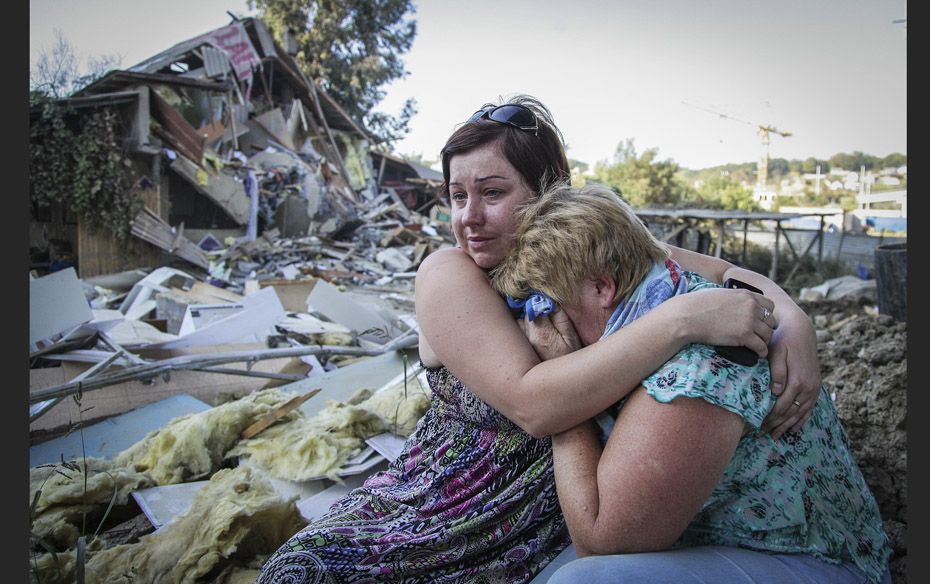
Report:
800,157,829,174
697,173,758,211
30,32,137,240
249,0,418,146
829,151,878,172
881,153,907,168
768,157,790,181
592,139,687,207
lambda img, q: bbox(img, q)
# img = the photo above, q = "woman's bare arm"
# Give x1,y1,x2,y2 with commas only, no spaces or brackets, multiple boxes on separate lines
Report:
552,389,745,555
415,248,775,437
668,245,822,437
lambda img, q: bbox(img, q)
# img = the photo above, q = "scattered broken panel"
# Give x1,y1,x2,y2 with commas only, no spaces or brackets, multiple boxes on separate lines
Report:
130,208,210,270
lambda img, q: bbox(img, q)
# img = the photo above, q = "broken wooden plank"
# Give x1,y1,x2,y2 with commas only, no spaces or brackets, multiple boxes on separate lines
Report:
130,208,210,270
240,388,321,439
150,90,205,164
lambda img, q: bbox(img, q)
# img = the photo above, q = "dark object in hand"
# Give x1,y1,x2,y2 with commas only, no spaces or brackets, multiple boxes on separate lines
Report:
714,279,764,366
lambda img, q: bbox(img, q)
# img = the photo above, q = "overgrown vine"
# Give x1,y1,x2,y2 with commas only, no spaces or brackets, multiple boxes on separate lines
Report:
30,98,141,242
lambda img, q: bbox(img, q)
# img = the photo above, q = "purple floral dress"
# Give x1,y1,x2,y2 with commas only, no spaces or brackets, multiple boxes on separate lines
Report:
256,366,569,583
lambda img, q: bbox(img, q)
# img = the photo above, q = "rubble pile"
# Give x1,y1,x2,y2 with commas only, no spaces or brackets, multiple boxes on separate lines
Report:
802,297,907,582
29,208,448,581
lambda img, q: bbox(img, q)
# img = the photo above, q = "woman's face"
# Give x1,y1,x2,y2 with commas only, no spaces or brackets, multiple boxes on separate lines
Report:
448,142,534,269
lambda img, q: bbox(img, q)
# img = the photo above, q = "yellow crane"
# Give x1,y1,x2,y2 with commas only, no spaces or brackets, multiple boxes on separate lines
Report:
681,101,792,192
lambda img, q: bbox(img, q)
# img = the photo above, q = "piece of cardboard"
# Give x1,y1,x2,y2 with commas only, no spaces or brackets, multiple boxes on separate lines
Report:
29,268,94,346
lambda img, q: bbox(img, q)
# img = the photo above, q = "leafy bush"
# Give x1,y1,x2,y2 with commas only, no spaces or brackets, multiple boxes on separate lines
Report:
30,99,140,241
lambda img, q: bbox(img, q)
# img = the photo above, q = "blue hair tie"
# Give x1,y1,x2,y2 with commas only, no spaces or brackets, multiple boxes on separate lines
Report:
506,291,556,321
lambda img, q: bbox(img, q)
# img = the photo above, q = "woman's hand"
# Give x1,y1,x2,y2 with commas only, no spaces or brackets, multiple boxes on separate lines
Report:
519,308,583,361
675,287,777,358
760,311,822,439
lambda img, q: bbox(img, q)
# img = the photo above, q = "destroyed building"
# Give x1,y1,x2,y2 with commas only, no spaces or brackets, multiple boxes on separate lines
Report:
29,16,445,279
28,17,459,582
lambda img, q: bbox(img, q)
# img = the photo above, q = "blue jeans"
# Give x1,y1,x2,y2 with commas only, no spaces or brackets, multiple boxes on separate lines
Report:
532,544,891,584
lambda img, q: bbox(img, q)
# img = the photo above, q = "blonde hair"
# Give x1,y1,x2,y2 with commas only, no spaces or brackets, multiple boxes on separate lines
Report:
490,181,669,305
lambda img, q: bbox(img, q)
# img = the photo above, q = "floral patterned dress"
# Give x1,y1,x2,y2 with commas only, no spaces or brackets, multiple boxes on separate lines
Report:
257,366,569,584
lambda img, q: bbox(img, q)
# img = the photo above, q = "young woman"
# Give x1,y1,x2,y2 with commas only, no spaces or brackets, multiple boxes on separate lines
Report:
257,96,822,583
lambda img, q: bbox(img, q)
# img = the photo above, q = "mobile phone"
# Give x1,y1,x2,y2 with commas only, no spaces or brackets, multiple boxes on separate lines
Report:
713,278,764,366
723,278,764,295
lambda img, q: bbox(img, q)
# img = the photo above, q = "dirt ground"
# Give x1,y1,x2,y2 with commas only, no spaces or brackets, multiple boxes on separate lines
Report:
799,297,907,583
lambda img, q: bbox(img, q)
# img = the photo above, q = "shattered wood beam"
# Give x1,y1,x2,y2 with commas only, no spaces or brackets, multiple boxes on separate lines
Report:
30,333,419,405
130,208,210,270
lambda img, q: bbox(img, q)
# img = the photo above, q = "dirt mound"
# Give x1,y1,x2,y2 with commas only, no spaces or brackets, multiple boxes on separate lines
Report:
800,297,907,582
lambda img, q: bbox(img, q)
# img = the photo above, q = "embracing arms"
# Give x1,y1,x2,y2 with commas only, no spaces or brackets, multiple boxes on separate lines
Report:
415,248,777,437
666,246,821,437
551,389,745,555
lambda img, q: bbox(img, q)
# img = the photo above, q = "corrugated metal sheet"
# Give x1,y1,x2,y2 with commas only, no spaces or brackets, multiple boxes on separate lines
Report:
201,45,231,79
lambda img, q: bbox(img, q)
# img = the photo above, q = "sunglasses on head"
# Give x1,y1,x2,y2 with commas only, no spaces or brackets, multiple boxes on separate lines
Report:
467,104,539,136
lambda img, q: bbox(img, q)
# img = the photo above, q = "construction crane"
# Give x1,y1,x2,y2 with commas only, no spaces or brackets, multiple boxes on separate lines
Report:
681,101,792,193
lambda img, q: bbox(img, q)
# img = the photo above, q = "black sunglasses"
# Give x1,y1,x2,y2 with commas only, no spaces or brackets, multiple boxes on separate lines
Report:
467,104,539,136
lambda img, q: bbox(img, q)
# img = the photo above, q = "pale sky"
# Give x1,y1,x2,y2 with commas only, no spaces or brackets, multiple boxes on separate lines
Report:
30,0,907,170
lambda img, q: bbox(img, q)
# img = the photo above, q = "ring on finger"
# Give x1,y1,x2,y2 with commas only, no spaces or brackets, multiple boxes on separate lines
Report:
792,399,801,407
761,306,772,321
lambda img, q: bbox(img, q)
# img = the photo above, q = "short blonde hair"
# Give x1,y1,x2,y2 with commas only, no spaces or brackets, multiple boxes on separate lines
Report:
491,181,668,305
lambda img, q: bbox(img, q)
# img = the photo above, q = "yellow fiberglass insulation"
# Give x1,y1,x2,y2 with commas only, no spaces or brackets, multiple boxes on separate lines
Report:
227,398,387,482
30,549,77,584
113,388,296,485
84,465,305,584
228,380,431,482
360,374,431,436
29,457,154,549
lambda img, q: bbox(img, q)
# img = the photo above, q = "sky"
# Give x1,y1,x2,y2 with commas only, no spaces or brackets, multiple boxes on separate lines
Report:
30,0,907,170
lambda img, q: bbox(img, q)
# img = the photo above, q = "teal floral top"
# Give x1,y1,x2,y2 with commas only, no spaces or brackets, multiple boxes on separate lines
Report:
627,273,891,583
